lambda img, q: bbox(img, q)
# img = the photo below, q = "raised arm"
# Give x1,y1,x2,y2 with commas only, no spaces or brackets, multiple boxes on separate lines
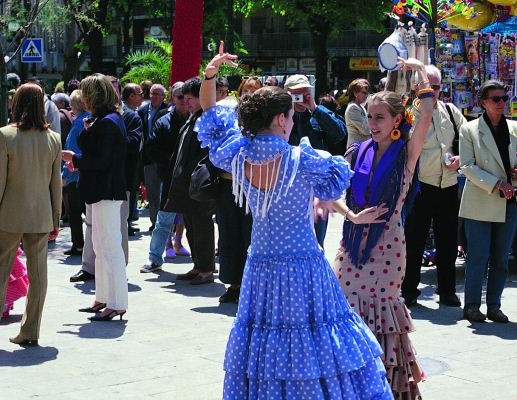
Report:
399,58,434,172
199,41,238,111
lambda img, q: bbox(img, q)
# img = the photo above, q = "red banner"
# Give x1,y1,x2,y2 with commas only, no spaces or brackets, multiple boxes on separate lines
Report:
170,0,204,85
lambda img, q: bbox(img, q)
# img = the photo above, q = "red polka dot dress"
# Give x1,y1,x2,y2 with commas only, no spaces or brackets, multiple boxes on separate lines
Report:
333,170,425,400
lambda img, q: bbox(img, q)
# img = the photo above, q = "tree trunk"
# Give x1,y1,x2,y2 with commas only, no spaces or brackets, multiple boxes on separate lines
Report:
62,22,82,84
84,0,109,73
0,42,8,126
309,19,330,98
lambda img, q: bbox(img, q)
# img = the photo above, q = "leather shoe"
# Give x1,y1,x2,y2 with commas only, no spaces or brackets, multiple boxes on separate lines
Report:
404,297,418,308
9,335,38,347
190,273,214,285
219,286,240,303
463,305,486,322
70,270,95,283
487,308,509,323
176,270,199,281
64,248,83,256
439,293,461,307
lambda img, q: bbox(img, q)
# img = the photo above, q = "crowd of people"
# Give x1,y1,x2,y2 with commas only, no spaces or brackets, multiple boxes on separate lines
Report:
1,40,516,399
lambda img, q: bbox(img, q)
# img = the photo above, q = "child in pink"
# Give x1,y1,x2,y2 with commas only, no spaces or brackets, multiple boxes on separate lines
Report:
2,247,29,318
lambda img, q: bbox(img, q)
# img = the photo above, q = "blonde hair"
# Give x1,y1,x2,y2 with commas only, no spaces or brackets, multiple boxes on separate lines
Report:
70,89,86,113
80,73,120,117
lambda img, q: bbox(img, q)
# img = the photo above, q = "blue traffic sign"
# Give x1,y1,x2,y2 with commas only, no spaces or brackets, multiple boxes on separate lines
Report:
21,38,44,63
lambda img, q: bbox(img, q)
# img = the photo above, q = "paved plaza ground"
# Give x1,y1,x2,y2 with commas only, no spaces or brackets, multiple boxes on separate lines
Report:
1,212,517,400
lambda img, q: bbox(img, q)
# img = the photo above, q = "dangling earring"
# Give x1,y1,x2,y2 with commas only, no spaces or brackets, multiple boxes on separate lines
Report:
390,126,401,140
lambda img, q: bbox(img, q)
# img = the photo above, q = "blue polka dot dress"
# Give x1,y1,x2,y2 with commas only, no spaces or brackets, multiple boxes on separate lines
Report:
195,106,394,400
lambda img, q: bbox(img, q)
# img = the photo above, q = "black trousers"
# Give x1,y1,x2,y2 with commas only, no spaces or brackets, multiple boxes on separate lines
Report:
65,182,85,249
216,180,252,285
183,212,215,273
402,182,458,299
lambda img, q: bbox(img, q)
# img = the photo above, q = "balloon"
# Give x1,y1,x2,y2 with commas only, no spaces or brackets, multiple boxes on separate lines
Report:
486,0,516,5
448,0,495,30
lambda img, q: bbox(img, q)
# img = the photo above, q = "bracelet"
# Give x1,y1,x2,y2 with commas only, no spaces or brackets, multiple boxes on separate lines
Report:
415,79,429,88
203,73,216,80
417,92,435,100
345,209,351,220
417,88,434,96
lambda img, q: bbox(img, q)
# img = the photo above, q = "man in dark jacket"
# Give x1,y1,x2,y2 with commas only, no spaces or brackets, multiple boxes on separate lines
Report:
163,77,216,285
283,74,348,246
138,84,168,230
140,82,190,273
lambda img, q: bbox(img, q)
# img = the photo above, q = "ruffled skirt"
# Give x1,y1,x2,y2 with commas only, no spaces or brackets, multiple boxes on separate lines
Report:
223,251,394,400
346,295,424,400
3,248,29,316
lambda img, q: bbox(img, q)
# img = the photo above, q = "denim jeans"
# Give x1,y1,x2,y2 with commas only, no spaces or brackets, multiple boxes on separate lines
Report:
464,202,517,309
148,210,176,266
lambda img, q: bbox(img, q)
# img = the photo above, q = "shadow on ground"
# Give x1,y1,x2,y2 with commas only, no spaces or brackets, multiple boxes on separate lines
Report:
0,346,58,366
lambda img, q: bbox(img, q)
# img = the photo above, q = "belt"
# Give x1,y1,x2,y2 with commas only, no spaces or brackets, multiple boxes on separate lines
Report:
220,172,233,180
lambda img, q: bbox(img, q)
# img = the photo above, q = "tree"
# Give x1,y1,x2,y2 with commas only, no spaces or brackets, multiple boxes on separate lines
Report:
122,38,172,87
234,0,391,96
0,0,55,125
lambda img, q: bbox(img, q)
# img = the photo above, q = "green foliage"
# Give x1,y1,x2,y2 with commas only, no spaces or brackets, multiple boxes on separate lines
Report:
233,0,391,35
121,38,171,87
199,58,249,78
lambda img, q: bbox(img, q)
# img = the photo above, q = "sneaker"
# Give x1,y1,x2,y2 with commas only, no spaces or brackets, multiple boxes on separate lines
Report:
165,248,176,258
140,263,162,273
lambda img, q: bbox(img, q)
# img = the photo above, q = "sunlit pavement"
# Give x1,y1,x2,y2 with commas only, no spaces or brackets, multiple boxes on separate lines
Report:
1,211,517,400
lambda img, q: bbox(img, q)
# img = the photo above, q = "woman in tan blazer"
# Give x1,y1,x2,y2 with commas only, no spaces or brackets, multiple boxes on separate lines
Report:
0,83,62,346
345,78,370,148
459,80,517,323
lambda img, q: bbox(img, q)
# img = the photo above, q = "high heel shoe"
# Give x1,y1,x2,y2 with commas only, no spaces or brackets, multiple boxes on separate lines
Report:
79,303,106,313
89,310,126,321
9,335,39,347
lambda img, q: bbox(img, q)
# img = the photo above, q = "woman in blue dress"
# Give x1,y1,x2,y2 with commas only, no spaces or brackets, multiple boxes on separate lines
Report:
195,42,394,400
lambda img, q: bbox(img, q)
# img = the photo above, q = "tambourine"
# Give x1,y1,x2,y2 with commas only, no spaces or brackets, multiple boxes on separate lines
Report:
378,36,408,71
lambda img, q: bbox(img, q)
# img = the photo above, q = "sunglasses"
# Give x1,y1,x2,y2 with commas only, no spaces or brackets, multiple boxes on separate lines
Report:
487,95,509,103
242,76,260,81
431,84,442,90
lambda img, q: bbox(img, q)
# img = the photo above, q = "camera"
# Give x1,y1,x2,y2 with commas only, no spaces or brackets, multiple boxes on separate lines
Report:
291,94,304,103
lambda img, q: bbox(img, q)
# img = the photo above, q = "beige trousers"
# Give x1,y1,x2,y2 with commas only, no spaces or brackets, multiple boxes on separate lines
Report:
0,230,49,340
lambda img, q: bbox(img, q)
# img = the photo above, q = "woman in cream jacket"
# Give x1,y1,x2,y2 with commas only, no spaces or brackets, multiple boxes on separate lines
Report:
459,80,517,323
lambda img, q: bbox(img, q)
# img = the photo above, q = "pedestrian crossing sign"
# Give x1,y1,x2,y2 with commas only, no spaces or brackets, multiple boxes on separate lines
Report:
21,38,44,63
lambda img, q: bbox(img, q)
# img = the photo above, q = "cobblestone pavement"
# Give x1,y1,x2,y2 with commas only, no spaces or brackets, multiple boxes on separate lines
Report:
1,211,517,400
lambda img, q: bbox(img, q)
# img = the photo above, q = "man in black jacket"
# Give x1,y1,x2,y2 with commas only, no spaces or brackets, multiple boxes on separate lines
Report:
138,84,168,231
140,82,190,273
163,77,216,285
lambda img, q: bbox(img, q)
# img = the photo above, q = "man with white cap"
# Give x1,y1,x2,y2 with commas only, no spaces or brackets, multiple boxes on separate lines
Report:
283,74,347,246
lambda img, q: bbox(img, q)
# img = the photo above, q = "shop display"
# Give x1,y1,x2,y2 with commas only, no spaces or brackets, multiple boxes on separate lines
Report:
387,0,516,117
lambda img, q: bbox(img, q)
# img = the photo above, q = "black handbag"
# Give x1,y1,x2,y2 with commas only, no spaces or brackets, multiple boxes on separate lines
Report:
189,155,220,202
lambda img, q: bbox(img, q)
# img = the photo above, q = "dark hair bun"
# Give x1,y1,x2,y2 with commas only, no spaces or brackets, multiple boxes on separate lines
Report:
238,87,292,135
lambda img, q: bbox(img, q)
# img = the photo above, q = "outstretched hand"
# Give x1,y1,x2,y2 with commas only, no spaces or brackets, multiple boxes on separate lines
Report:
205,41,239,78
349,204,389,225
